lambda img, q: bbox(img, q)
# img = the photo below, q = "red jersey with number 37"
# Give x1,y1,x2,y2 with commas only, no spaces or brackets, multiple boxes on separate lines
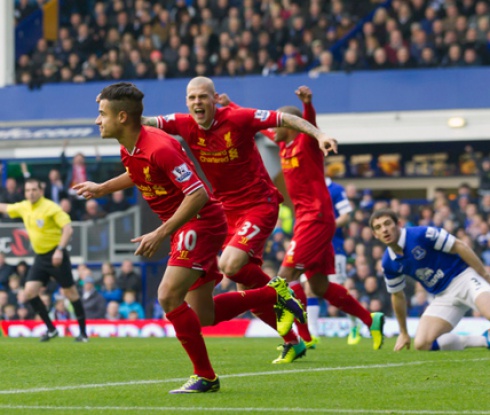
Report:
120,126,220,221
156,107,284,211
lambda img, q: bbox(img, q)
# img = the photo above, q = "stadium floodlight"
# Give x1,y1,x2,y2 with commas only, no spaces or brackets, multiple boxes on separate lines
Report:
447,116,467,128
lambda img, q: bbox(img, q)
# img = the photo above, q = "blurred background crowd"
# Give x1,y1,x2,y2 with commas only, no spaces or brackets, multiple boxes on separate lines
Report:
14,0,490,87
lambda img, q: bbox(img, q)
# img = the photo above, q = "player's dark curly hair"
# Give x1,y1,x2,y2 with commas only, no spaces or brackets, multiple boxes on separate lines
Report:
369,208,399,229
99,82,144,122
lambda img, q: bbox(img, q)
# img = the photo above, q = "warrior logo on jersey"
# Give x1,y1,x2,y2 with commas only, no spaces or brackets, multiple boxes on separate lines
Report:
172,163,192,182
224,131,233,148
36,219,44,228
254,110,270,121
412,246,426,260
125,166,132,177
163,113,176,122
197,137,206,147
143,166,152,182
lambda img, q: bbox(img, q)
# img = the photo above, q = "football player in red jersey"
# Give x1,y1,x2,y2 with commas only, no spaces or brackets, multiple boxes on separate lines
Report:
74,83,306,393
219,86,385,360
141,77,337,360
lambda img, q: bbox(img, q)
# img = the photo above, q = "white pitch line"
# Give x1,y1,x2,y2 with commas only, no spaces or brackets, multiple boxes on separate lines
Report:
0,406,489,414
0,357,488,396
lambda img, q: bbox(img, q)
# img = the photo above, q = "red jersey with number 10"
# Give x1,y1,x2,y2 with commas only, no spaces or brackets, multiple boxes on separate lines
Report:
156,107,284,211
120,126,220,221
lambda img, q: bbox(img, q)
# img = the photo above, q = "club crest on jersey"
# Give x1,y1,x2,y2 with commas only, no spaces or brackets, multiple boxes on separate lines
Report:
36,219,44,228
254,110,270,121
412,246,426,260
197,137,206,146
163,113,176,122
172,163,192,182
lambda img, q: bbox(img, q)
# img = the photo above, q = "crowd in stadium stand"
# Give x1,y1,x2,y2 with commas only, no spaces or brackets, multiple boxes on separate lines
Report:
0,144,131,222
0,254,145,321
14,0,490,87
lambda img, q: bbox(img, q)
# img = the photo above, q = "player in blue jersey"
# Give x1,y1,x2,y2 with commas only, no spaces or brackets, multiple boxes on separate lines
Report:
370,208,490,351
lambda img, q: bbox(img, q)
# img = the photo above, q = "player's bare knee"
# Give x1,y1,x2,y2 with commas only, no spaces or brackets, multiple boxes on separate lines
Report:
219,259,242,277
414,337,433,351
158,289,181,313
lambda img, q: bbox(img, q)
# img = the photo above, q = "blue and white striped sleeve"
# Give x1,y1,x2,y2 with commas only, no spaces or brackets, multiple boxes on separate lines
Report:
432,228,455,253
336,197,353,216
384,273,406,293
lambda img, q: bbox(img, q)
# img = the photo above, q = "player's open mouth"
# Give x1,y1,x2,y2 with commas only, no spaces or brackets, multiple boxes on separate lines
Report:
194,109,206,120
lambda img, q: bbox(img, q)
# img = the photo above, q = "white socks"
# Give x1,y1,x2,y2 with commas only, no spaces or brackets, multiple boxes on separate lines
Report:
436,332,487,350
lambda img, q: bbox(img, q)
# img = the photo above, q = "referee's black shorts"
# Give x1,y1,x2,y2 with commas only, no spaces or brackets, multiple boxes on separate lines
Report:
26,248,75,289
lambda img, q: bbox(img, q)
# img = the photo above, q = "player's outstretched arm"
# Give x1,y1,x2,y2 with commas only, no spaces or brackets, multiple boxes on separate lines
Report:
141,116,158,127
281,113,337,156
451,238,490,283
73,172,134,199
295,86,312,104
391,291,411,351
296,86,316,126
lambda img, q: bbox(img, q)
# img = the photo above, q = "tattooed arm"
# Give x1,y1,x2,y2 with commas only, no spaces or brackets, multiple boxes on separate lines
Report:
281,113,338,156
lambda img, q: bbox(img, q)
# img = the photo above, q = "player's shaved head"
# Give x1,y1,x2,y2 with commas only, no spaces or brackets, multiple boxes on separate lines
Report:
99,82,144,122
277,105,302,118
187,76,216,94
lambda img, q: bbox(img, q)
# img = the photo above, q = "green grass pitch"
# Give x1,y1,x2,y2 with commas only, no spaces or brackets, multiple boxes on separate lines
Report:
0,336,489,414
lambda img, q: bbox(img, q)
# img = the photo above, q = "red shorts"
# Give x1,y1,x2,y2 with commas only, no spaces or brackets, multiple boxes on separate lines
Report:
281,219,335,278
168,204,227,291
224,202,279,265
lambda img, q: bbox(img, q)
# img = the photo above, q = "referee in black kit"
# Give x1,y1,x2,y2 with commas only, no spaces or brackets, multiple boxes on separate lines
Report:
0,178,88,342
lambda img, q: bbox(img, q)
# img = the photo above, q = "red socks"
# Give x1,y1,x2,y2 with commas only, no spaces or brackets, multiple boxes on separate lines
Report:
213,286,277,325
289,281,312,343
324,282,372,327
166,302,215,379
